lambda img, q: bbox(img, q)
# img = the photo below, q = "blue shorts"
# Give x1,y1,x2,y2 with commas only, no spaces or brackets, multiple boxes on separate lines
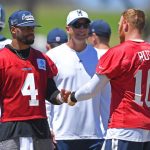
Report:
55,139,104,150
102,139,150,150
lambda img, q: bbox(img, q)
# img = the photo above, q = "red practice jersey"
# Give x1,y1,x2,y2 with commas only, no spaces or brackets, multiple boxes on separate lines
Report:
0,47,57,122
96,40,150,130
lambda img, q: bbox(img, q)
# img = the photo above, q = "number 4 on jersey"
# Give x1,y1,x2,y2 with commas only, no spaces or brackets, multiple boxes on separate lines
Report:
21,73,39,106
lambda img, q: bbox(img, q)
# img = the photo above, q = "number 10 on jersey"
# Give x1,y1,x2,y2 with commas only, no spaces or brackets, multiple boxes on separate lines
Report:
135,70,150,107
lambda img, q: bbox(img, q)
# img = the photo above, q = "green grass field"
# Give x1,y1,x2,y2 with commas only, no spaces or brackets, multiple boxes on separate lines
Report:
2,5,121,47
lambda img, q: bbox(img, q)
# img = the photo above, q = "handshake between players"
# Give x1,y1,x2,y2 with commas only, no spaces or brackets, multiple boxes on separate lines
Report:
59,89,77,106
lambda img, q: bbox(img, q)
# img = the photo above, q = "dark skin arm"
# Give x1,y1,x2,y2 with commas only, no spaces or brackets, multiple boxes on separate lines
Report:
46,78,70,105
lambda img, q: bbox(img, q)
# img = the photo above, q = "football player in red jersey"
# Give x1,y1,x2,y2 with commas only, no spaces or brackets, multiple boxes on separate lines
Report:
0,10,70,150
68,8,150,150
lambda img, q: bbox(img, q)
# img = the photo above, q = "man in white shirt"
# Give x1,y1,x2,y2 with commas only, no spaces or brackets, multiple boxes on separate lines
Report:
45,27,68,149
46,9,110,150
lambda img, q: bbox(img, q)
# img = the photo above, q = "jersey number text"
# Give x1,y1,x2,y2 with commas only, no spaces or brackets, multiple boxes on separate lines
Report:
21,73,39,106
135,70,150,107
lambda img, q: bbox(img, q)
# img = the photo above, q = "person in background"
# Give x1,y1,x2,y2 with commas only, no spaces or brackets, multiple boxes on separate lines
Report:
0,10,69,150
45,27,68,149
68,8,150,150
0,4,11,49
46,28,68,50
88,19,111,58
0,4,11,119
88,19,112,142
46,9,109,150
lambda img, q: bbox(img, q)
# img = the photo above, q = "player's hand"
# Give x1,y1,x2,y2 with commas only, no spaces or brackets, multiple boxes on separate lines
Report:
67,94,76,106
50,130,58,150
51,130,57,144
60,89,71,103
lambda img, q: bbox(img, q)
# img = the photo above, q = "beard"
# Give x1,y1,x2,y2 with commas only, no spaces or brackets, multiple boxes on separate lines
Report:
119,27,125,43
23,38,34,45
17,34,35,45
118,22,125,43
119,34,125,43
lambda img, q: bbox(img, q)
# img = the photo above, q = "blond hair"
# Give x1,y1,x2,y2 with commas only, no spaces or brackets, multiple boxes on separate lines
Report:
122,8,145,33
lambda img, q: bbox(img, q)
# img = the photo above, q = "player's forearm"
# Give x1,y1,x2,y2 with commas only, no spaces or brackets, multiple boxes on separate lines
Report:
46,78,63,105
71,74,109,102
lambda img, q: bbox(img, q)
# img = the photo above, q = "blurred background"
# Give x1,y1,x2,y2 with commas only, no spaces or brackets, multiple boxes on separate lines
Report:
1,0,150,52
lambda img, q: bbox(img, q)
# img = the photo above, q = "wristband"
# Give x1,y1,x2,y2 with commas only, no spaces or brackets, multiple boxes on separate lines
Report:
70,92,77,103
56,93,64,104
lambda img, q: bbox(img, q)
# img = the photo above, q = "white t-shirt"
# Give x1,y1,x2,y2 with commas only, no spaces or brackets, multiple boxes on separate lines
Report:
0,35,11,50
46,43,111,140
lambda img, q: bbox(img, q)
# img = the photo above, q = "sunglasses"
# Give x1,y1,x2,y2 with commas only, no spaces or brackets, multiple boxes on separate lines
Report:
71,22,89,29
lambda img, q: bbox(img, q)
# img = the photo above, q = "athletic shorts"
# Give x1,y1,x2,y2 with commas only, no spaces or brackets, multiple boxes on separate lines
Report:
56,139,104,150
101,139,150,150
0,137,54,150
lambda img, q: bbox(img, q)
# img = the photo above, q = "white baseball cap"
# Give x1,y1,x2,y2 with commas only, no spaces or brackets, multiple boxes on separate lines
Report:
66,9,91,25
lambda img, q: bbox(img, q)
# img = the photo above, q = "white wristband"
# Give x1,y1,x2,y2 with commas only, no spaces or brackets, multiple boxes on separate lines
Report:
56,93,64,104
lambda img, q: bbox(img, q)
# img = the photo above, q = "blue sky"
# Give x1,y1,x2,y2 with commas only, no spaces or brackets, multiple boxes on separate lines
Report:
75,0,149,12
